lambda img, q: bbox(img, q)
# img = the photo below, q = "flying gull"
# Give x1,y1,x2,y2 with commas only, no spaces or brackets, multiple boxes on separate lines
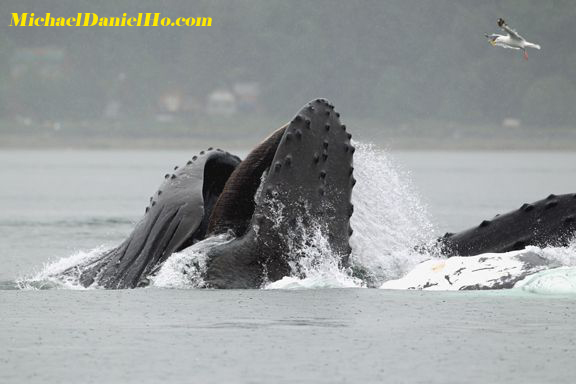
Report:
485,18,540,60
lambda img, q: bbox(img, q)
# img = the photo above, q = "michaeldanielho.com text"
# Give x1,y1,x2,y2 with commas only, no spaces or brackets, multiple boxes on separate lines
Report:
10,13,212,27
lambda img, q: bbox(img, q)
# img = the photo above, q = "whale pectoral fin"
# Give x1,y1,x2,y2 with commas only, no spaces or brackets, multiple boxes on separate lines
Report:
205,99,355,288
78,150,240,289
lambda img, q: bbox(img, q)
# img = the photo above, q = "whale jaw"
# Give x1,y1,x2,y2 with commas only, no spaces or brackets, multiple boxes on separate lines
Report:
205,99,355,288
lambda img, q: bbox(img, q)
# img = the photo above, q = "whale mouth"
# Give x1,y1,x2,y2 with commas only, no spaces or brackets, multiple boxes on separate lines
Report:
206,124,289,238
75,150,241,289
203,98,355,288
65,99,355,289
19,97,576,291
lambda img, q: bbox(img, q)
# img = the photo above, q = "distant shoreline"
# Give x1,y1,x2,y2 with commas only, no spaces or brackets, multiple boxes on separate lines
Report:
2,117,575,151
2,133,576,151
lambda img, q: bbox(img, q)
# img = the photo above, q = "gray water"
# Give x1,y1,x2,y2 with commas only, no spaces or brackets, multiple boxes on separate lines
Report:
1,149,576,383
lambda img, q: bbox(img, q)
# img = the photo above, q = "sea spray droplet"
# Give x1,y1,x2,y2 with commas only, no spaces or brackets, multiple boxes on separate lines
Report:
150,233,235,289
16,246,112,290
349,143,436,286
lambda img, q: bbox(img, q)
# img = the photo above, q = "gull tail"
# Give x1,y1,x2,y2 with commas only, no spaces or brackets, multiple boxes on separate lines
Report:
527,42,541,50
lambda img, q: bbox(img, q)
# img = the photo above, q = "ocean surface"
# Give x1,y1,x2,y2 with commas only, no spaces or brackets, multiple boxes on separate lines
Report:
1,147,576,383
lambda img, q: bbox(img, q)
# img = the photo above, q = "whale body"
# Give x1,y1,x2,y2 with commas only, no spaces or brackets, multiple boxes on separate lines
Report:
62,99,575,290
73,99,355,289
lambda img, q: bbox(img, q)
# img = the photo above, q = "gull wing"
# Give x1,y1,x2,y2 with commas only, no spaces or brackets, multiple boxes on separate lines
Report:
498,19,524,41
494,42,521,50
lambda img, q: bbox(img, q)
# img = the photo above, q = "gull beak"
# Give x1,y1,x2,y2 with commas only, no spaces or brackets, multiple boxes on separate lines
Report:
485,35,496,46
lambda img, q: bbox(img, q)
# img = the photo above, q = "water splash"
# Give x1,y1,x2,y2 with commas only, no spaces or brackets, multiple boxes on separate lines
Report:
265,220,363,289
349,143,438,285
515,240,576,294
516,267,576,295
14,142,440,290
267,142,436,289
17,246,109,290
151,232,234,289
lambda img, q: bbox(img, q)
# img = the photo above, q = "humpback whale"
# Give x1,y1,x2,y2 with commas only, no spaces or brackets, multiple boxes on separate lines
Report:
204,100,354,288
383,193,576,290
62,98,575,290
440,194,576,256
73,99,354,289
77,148,242,288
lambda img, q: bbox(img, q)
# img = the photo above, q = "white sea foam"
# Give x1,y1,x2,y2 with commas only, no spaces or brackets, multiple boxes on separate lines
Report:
17,246,109,290
151,233,234,289
515,267,576,294
265,274,361,289
265,223,363,289
513,240,576,294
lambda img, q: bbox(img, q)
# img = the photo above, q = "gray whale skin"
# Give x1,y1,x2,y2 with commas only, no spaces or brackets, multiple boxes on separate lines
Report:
70,99,576,289
76,99,354,289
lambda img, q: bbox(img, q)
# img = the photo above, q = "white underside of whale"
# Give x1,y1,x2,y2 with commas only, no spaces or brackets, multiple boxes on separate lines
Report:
380,246,561,291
